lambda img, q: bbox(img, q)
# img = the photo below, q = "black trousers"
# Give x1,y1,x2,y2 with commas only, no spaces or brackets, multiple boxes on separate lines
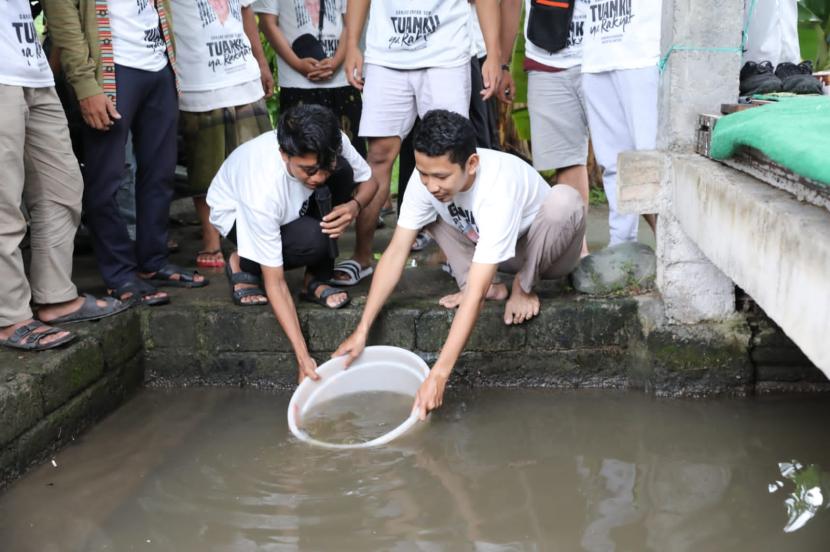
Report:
228,158,358,283
81,64,177,288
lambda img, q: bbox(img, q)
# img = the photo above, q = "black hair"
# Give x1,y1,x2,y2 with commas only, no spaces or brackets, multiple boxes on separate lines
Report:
277,104,342,169
413,110,477,169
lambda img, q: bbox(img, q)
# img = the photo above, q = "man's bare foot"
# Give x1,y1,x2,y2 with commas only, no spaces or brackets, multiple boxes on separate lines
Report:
228,252,267,305
36,296,108,323
504,279,540,325
0,319,71,348
438,282,508,309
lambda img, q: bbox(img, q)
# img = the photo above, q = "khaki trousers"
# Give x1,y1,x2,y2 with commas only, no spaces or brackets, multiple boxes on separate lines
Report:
426,184,586,294
0,85,82,326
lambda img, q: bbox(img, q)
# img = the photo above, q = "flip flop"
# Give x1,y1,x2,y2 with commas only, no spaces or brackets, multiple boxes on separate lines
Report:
197,249,226,268
38,294,130,325
330,259,373,286
300,281,350,309
0,320,75,351
142,264,209,288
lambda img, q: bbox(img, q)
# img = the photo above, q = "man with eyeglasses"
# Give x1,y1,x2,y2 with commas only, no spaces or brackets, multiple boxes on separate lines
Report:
207,104,377,382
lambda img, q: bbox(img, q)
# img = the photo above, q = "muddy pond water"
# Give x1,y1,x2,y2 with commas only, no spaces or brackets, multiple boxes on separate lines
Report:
1,388,829,551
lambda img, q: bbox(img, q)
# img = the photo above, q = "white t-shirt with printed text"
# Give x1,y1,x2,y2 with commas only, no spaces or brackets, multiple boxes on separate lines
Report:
397,148,551,265
468,4,485,59
254,0,348,89
524,0,588,69
0,0,54,87
109,0,168,72
364,0,471,70
580,0,662,74
171,0,263,92
207,130,372,267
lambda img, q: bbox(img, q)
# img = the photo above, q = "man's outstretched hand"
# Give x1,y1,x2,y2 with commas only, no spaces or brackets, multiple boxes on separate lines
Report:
413,371,448,421
333,329,367,367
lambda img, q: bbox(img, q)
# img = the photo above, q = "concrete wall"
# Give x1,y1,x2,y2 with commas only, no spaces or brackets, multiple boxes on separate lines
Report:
669,154,830,374
657,0,742,152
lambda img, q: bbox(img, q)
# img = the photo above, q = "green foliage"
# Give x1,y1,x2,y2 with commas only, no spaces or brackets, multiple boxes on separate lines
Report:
798,0,830,70
589,186,607,206
510,6,531,140
260,31,280,124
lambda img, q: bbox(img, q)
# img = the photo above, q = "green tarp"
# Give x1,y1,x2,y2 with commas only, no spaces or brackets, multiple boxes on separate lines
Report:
710,95,830,186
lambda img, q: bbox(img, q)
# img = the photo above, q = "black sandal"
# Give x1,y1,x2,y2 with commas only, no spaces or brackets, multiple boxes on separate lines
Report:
142,263,209,288
38,293,130,324
109,279,170,307
0,320,75,351
300,281,350,309
225,264,268,306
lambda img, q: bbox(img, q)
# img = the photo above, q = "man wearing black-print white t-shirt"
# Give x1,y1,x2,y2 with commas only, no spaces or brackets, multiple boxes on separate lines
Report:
335,110,586,418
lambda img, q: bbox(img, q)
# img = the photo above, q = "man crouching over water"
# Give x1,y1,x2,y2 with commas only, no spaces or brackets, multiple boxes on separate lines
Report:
335,109,586,416
208,105,378,382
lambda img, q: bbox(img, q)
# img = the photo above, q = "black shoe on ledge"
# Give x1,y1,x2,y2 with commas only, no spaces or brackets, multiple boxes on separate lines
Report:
739,61,783,96
775,60,824,95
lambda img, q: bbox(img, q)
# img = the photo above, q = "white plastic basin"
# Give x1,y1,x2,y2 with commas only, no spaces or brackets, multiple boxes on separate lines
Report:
287,346,430,449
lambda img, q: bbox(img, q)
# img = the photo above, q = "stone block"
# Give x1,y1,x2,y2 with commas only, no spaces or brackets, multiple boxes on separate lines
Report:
415,309,453,351
755,365,829,384
118,355,145,394
203,308,294,353
667,154,830,375
28,338,104,414
527,299,637,350
416,307,526,352
750,323,797,349
305,308,362,352
210,353,298,388
572,243,656,295
10,370,126,484
146,308,201,351
92,310,142,368
640,322,754,397
0,373,42,447
617,150,665,215
367,308,418,350
656,211,735,324
454,349,629,388
751,346,813,367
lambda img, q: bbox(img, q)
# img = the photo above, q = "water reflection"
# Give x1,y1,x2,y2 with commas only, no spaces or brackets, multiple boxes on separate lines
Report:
1,389,829,551
770,460,830,533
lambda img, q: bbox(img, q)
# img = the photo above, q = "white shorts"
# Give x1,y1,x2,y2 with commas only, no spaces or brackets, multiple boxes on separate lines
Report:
359,63,471,139
527,66,589,171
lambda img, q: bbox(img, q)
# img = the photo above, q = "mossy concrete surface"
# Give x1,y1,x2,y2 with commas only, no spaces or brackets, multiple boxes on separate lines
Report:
1,311,143,489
